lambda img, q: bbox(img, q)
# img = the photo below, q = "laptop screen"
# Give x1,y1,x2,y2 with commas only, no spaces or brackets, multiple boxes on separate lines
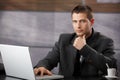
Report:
0,44,64,80
0,44,35,80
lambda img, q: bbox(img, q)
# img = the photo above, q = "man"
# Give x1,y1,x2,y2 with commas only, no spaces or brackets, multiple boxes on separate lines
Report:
34,5,116,77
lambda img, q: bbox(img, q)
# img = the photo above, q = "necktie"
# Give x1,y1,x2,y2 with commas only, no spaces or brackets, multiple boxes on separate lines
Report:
73,51,81,76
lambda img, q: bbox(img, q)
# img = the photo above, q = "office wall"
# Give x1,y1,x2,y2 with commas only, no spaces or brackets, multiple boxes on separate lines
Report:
0,11,120,76
0,12,119,48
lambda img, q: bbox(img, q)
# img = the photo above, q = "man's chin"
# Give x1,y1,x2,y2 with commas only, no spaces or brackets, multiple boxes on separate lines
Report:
76,33,84,37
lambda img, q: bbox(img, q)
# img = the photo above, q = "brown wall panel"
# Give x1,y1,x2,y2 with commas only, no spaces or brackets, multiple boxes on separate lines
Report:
0,0,80,11
0,0,120,12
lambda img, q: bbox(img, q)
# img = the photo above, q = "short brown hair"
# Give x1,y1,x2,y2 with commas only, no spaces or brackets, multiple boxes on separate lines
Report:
71,5,93,20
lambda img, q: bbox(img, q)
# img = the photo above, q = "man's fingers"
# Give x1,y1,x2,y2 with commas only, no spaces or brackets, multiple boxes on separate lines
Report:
34,67,52,76
40,70,44,76
46,70,52,75
34,68,38,75
82,35,86,39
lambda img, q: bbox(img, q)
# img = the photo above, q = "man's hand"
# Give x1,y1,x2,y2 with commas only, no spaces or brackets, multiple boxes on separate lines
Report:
73,35,86,50
34,67,52,76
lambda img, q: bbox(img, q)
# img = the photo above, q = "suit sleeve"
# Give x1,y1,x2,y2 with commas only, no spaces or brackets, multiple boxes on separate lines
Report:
78,38,117,75
35,36,62,70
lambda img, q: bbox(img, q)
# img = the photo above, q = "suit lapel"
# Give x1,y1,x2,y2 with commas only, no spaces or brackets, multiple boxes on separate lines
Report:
60,33,77,76
63,43,77,75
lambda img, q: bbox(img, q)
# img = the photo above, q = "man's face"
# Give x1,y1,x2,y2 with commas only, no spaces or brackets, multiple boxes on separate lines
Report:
72,12,94,37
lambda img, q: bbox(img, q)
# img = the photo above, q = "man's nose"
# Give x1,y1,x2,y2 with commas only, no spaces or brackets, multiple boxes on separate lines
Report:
77,22,81,28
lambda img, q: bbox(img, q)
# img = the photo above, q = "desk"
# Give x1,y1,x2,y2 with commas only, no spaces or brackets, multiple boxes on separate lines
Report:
0,74,119,80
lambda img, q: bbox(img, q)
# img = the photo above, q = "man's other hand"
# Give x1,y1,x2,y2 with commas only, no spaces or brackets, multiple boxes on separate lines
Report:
34,67,52,76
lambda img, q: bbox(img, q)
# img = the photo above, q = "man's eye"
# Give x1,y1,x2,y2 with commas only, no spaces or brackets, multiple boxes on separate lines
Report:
73,20,77,23
80,20,86,23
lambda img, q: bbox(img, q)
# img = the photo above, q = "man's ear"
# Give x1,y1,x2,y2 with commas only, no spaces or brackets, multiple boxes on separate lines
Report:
90,18,94,26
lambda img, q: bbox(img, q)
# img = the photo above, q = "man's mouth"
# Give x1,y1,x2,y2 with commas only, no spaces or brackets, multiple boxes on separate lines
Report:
77,30,83,33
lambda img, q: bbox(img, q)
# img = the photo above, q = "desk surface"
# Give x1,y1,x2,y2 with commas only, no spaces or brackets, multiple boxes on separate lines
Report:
0,74,119,80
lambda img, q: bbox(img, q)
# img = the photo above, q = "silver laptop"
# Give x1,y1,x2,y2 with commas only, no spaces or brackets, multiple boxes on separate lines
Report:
0,44,64,80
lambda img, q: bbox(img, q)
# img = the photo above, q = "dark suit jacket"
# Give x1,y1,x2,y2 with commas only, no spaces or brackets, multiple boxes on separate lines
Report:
36,29,116,77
